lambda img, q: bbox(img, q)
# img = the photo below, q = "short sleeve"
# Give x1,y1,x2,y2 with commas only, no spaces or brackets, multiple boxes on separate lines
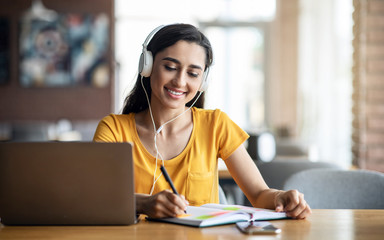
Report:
215,111,249,160
93,115,117,142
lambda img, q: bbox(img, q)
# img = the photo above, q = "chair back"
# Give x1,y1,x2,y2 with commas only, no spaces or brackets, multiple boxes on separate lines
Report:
283,169,384,209
218,185,228,204
256,160,342,190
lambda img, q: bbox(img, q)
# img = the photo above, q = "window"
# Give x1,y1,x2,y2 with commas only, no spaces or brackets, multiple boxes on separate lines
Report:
297,0,353,167
201,23,269,129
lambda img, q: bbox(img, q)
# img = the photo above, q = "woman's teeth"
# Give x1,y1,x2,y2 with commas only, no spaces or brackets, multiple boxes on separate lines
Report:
168,89,183,95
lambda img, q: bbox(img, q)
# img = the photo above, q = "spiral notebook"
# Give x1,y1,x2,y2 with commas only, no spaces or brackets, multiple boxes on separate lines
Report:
147,204,288,227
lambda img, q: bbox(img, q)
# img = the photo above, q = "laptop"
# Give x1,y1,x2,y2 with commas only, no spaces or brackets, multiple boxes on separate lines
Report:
0,142,136,225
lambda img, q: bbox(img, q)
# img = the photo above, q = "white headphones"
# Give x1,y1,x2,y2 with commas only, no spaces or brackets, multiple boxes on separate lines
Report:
138,24,210,92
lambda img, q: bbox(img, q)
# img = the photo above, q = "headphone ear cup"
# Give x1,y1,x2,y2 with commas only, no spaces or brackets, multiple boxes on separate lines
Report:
138,50,153,77
199,68,210,92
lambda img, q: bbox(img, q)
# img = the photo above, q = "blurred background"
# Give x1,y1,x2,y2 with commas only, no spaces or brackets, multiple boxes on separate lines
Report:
0,0,383,173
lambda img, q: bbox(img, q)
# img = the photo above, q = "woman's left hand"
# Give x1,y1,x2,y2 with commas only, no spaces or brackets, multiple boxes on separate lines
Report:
274,190,312,219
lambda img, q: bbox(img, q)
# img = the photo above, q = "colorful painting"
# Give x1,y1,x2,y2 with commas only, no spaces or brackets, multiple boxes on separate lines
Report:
19,12,110,87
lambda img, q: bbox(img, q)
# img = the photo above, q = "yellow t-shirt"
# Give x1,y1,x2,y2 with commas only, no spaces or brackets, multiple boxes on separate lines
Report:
93,107,249,206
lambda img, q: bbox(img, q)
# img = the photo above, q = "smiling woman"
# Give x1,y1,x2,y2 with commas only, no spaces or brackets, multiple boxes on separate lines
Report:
93,23,311,220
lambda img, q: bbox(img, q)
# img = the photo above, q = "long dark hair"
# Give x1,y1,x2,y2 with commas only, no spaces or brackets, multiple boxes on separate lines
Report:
122,23,213,114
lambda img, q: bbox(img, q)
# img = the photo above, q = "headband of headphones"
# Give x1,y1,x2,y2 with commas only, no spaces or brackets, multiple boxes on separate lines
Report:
138,24,210,92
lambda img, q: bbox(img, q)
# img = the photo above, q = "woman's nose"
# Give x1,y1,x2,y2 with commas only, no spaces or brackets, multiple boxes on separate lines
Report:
172,70,187,87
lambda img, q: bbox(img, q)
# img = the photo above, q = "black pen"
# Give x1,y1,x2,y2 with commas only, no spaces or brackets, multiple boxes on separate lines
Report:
160,165,187,214
160,165,179,195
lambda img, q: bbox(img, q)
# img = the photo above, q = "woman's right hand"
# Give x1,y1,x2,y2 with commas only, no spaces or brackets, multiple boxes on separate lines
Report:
136,190,189,218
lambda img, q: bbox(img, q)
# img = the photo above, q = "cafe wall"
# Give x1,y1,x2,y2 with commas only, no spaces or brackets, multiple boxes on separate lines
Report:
0,0,114,141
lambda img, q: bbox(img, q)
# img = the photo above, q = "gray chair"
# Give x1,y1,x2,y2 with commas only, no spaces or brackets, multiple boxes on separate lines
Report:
218,185,228,204
256,160,342,190
283,169,384,209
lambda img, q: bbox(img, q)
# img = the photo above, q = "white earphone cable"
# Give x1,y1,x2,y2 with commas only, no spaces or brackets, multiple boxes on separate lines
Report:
140,76,203,195
140,76,163,195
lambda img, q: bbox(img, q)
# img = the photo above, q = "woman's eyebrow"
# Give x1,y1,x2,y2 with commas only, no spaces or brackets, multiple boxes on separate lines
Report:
162,57,203,70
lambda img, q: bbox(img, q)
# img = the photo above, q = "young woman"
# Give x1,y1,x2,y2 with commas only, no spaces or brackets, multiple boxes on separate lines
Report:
93,23,311,219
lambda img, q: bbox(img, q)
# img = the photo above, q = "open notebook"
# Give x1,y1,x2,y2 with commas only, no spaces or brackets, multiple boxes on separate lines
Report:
0,142,136,225
147,204,288,227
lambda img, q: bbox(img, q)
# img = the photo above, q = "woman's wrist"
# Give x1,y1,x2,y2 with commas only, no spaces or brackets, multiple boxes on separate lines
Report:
272,189,285,208
135,193,149,215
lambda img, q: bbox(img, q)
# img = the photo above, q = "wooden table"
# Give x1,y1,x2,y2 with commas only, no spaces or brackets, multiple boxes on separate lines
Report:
0,210,383,240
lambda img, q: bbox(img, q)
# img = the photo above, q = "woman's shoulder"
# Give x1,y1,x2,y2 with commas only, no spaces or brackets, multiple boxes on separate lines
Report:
102,113,133,121
192,107,229,121
94,113,136,142
99,113,134,126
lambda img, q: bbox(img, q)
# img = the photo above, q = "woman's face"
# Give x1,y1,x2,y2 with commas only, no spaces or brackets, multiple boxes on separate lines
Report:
150,40,206,111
